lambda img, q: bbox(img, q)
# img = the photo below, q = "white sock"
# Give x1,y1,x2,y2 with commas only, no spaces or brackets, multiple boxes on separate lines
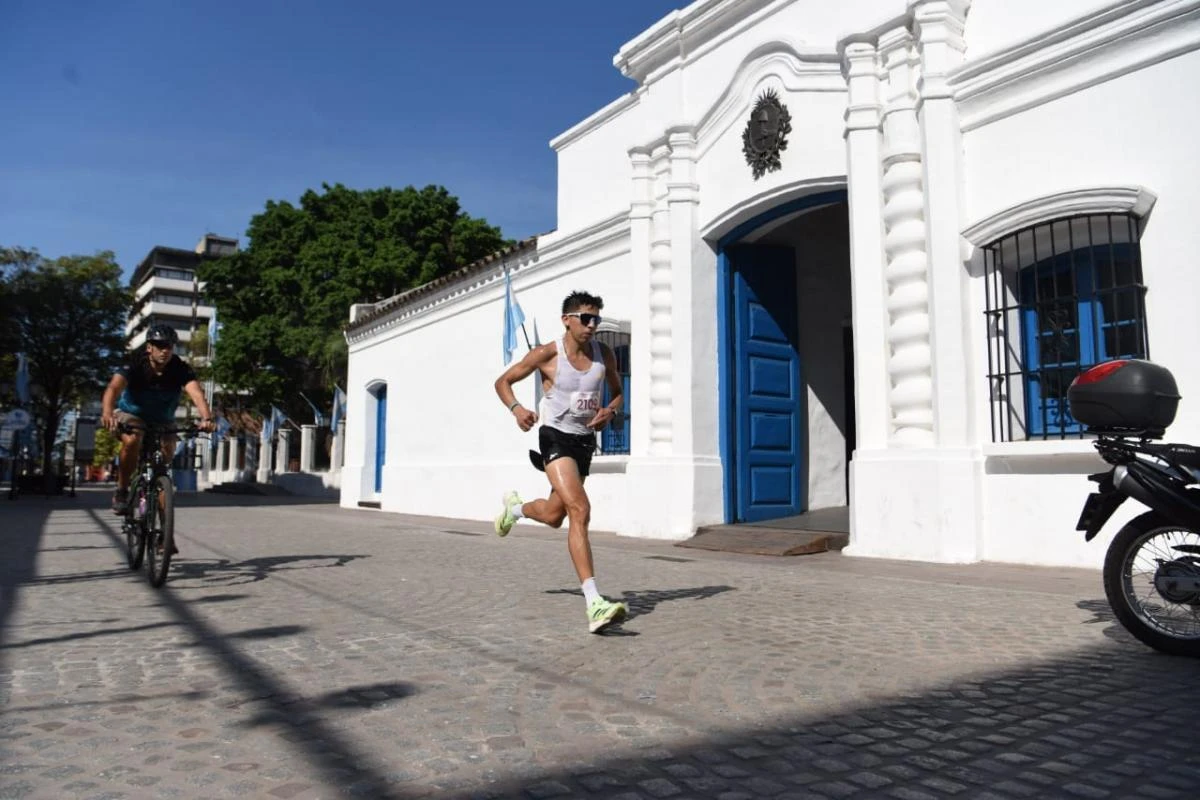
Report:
581,577,600,606
510,502,525,519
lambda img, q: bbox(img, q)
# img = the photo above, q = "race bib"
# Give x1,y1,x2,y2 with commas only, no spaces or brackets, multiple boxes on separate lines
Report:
569,391,601,419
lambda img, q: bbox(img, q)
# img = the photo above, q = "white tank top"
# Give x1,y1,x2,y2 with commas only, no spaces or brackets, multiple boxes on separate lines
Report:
542,335,605,435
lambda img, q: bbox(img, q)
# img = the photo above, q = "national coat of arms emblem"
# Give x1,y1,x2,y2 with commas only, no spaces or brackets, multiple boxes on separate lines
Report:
741,88,792,180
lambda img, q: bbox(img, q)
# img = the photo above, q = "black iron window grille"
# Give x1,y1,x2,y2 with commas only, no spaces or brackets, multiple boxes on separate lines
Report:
983,213,1149,442
594,327,631,455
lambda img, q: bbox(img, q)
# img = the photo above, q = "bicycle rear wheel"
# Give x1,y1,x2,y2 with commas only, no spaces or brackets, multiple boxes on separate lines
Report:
125,480,146,569
145,475,175,587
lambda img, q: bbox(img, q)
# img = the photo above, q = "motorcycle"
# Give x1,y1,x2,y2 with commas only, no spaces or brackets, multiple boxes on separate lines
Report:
1070,359,1200,656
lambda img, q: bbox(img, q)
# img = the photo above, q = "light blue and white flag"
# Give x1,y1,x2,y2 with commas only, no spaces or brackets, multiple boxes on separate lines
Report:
532,318,544,410
207,310,219,346
270,405,287,439
330,385,347,432
502,267,525,365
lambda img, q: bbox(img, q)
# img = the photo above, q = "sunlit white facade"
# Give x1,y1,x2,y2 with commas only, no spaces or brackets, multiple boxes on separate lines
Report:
342,0,1200,568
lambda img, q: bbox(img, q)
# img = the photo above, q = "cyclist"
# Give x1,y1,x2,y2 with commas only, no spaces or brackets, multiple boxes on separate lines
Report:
100,323,216,521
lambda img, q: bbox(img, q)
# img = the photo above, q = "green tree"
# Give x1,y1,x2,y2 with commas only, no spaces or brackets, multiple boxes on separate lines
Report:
92,426,121,468
199,183,508,420
0,249,129,489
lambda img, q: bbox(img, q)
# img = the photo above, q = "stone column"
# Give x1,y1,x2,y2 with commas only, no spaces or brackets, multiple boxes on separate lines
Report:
300,424,317,472
277,428,292,473
879,27,934,446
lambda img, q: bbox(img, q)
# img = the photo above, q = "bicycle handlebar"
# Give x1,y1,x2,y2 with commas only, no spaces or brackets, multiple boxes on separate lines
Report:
115,422,207,438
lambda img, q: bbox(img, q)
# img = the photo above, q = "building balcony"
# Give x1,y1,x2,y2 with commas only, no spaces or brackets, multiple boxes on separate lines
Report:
125,301,215,334
133,275,207,300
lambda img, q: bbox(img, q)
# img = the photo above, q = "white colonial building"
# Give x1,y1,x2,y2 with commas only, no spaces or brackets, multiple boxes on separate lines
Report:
341,0,1200,568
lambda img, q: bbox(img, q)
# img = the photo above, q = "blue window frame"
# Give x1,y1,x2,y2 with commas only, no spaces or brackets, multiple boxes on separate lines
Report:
596,331,630,455
985,214,1148,441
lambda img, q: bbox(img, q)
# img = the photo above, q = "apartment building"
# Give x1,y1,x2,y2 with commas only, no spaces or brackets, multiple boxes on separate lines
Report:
125,233,237,358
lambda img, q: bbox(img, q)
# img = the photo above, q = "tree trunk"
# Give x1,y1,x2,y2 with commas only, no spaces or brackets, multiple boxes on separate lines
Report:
40,406,60,495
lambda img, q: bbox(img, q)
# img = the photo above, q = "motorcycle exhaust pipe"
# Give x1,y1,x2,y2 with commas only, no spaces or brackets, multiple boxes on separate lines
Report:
1113,463,1200,530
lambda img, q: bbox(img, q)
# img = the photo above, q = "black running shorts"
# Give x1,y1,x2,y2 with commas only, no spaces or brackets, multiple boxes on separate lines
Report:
539,425,597,477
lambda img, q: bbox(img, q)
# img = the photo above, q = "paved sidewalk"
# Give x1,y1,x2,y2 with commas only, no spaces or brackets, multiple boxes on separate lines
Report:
1,487,1198,800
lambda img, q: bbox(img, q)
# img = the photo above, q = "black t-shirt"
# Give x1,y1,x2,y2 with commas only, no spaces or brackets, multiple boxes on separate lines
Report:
115,354,197,422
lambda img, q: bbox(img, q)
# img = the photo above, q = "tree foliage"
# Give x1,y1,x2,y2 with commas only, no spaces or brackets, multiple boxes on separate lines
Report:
199,183,508,420
0,249,129,484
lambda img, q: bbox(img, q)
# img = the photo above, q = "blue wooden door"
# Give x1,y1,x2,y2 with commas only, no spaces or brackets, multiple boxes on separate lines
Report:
729,245,803,522
373,385,387,493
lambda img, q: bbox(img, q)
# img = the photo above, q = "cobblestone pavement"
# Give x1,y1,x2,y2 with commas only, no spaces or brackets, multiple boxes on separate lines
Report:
2,487,1198,800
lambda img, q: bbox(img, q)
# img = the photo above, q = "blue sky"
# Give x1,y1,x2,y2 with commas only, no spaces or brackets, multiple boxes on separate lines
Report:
1,0,685,279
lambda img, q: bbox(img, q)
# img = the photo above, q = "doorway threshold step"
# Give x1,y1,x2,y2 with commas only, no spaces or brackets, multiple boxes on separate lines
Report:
678,524,849,557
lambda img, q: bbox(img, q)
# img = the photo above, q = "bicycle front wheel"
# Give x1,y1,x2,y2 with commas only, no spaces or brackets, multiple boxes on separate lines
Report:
145,475,175,588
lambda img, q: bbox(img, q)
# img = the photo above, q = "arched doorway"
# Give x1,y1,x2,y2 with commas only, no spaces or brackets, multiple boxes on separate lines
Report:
361,381,388,500
716,189,853,523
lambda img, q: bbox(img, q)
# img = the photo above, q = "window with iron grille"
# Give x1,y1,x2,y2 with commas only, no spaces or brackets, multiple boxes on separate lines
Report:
983,213,1149,441
594,327,631,455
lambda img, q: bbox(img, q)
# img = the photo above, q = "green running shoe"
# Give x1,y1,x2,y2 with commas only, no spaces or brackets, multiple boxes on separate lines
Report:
494,490,522,537
587,597,628,633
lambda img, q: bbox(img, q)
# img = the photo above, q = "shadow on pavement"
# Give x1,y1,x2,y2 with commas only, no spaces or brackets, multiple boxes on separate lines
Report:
545,584,737,621
235,681,419,730
166,553,368,587
0,620,178,651
186,592,252,604
73,484,338,508
85,508,408,798
445,640,1200,800
0,495,55,699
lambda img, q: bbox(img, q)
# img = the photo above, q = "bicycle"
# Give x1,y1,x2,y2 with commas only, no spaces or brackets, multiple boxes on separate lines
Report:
117,421,202,587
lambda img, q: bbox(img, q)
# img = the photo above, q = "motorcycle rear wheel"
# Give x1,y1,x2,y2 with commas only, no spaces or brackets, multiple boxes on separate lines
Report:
1103,511,1200,657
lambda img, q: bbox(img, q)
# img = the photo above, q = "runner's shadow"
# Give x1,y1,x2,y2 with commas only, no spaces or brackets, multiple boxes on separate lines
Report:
545,585,736,624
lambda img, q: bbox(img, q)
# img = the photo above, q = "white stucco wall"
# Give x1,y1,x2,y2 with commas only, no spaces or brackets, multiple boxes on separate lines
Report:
342,236,638,534
962,47,1200,567
343,0,1200,569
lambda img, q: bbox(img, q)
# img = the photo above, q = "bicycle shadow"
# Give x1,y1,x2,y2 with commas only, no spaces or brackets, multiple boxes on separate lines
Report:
167,554,368,587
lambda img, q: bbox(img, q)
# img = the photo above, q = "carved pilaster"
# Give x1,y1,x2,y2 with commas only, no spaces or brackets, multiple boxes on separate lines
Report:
648,144,674,454
879,28,934,446
841,40,892,452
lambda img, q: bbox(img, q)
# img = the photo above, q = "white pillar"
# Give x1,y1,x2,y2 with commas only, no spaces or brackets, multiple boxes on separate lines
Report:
841,39,891,453
228,435,242,480
844,4,983,564
915,0,974,447
647,143,674,456
300,424,317,472
277,429,291,473
331,420,346,473
257,427,271,483
879,26,934,446
627,148,654,459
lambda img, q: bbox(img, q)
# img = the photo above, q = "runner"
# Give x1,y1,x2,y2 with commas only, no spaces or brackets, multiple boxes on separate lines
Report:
493,290,629,633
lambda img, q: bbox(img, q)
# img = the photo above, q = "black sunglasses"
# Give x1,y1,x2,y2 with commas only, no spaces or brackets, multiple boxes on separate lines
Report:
565,312,602,327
